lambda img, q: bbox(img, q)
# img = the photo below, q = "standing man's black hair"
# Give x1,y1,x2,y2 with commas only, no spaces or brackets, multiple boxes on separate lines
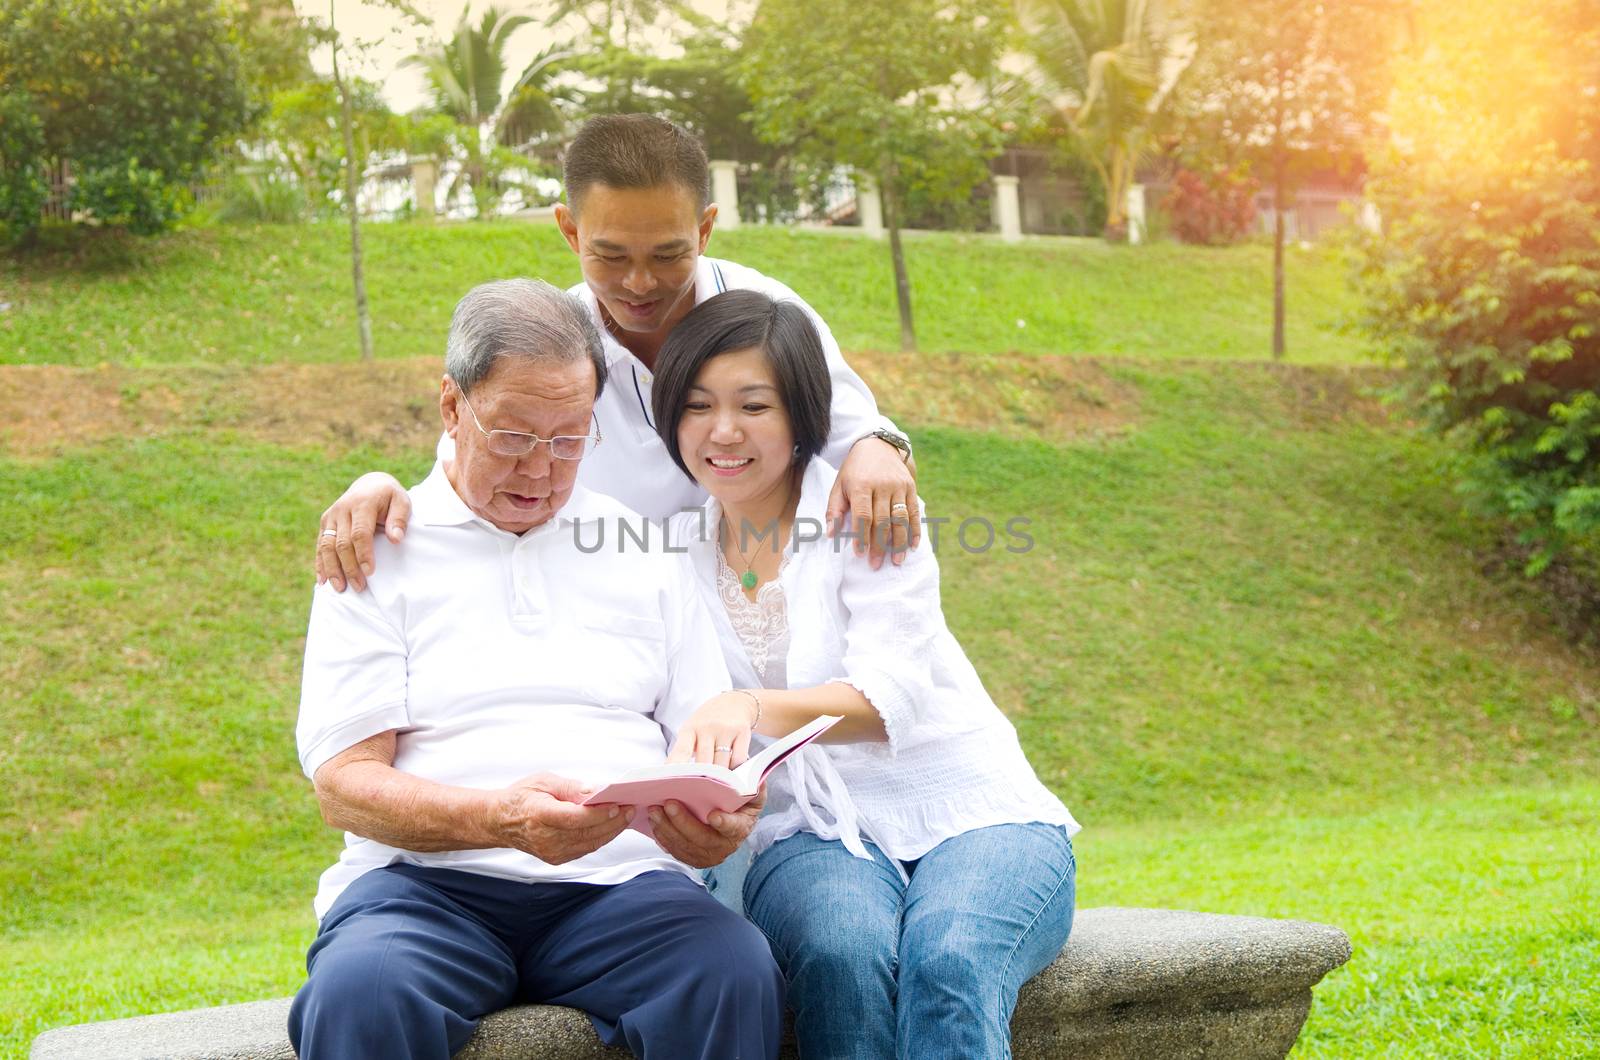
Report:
563,115,711,215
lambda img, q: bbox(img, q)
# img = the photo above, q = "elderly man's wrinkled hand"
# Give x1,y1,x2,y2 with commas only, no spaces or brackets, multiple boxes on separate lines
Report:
647,789,764,869
492,772,633,865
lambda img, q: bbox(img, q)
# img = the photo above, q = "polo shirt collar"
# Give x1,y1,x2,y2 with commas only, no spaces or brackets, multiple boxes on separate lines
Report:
411,460,605,536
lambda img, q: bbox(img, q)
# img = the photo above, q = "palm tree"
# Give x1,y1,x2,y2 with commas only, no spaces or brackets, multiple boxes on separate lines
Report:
1015,0,1191,240
544,0,681,50
498,43,576,149
404,7,570,214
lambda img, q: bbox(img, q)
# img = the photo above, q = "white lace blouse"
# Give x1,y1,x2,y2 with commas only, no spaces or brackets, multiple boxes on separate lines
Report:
676,460,1079,865
716,549,792,690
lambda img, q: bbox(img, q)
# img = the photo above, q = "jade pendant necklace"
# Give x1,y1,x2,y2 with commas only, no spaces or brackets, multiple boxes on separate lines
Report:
727,527,761,591
729,518,771,592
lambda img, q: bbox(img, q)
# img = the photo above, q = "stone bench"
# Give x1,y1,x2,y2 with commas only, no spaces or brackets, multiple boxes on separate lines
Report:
30,907,1351,1060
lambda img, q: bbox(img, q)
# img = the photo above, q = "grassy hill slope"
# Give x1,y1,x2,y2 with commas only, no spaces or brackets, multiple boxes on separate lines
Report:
2,354,1594,1056
1,221,1368,365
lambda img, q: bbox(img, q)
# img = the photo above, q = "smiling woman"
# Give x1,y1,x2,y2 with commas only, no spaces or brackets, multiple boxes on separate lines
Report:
649,288,1080,1060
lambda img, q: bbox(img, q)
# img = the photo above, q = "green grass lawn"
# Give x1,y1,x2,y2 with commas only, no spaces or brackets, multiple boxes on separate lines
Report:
0,221,1369,365
2,352,1595,1057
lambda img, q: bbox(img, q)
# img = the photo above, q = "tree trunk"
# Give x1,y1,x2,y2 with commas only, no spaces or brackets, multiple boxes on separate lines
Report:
1273,153,1286,358
331,7,373,363
1272,148,1286,360
1270,44,1287,361
1103,147,1128,241
880,169,917,352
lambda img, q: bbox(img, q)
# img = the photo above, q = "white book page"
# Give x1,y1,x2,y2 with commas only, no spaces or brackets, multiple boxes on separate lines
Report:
731,715,843,790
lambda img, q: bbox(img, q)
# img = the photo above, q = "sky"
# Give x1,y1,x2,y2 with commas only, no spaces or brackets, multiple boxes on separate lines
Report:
294,0,741,113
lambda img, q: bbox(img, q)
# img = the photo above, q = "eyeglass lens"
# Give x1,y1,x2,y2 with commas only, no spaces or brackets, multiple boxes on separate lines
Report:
487,432,594,459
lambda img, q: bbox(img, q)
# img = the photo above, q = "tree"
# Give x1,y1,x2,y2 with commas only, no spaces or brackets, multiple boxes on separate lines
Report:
0,0,255,236
1014,0,1192,241
499,42,579,149
252,78,404,220
1353,0,1600,572
0,91,48,240
229,0,318,111
328,1,374,361
742,0,1009,351
545,0,689,51
560,32,806,222
404,6,557,215
1175,0,1406,357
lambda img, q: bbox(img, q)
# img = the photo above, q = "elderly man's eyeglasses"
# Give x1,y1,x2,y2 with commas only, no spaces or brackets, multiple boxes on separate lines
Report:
453,384,602,460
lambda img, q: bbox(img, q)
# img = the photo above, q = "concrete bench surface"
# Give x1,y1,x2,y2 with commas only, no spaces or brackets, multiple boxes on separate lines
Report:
31,906,1352,1060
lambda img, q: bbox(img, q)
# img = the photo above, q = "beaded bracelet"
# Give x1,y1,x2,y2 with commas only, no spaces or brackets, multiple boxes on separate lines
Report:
727,688,763,728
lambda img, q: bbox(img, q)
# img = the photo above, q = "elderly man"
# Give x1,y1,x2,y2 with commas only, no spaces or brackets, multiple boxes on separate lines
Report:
315,113,919,593
290,279,783,1060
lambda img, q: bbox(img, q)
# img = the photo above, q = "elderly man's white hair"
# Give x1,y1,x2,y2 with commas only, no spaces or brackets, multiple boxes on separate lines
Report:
445,278,607,398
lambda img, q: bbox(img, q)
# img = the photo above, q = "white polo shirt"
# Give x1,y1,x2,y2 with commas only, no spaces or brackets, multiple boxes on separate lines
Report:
438,256,903,520
297,462,732,918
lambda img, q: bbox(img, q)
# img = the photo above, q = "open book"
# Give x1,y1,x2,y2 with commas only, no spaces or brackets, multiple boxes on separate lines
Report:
584,715,842,837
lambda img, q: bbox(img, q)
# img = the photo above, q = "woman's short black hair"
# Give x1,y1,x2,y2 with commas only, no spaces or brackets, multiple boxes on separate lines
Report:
651,289,833,482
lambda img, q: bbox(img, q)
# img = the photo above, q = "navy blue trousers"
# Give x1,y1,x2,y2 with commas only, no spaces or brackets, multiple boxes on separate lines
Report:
288,865,784,1060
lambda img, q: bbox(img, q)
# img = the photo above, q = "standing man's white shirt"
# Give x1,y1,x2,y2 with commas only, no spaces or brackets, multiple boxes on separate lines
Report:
297,462,732,919
438,256,903,520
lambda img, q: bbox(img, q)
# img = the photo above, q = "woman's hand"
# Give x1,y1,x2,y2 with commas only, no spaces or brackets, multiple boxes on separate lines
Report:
315,472,411,592
668,691,762,769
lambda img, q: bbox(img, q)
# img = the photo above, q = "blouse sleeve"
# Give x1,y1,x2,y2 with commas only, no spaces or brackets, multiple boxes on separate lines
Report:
757,278,907,464
827,504,963,754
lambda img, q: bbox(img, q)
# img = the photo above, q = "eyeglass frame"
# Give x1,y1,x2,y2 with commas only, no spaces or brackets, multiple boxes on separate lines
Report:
450,378,603,460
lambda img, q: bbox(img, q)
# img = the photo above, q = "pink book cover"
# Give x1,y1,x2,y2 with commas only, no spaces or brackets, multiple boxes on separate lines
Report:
583,715,842,838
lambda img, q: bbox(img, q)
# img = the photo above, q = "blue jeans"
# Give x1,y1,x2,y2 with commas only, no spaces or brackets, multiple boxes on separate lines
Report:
743,823,1076,1060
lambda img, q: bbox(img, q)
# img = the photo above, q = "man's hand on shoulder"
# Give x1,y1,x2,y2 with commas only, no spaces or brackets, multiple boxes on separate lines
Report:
491,773,634,865
647,789,765,870
827,436,920,570
316,472,412,593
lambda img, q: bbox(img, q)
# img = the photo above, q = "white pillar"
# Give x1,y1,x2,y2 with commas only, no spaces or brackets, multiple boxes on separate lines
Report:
1126,183,1147,244
856,175,884,238
993,174,1022,243
411,157,438,219
710,160,740,229
1358,200,1382,234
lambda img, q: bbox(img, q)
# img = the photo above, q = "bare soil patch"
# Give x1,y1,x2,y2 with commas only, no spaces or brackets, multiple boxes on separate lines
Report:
0,353,1141,459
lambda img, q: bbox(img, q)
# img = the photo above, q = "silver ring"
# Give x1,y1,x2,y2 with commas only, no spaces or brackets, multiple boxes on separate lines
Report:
890,503,909,513
714,745,733,753
320,529,338,538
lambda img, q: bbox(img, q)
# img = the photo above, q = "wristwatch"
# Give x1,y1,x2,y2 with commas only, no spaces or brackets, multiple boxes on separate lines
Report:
869,428,913,463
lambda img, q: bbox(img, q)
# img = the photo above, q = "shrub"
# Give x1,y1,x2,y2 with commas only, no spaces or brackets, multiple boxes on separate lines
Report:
1352,0,1600,574
0,0,254,236
1163,165,1259,245
1353,148,1600,572
214,169,308,224
0,91,48,243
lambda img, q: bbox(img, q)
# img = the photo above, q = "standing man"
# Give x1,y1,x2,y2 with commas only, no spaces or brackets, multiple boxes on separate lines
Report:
291,279,783,1059
316,114,919,592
